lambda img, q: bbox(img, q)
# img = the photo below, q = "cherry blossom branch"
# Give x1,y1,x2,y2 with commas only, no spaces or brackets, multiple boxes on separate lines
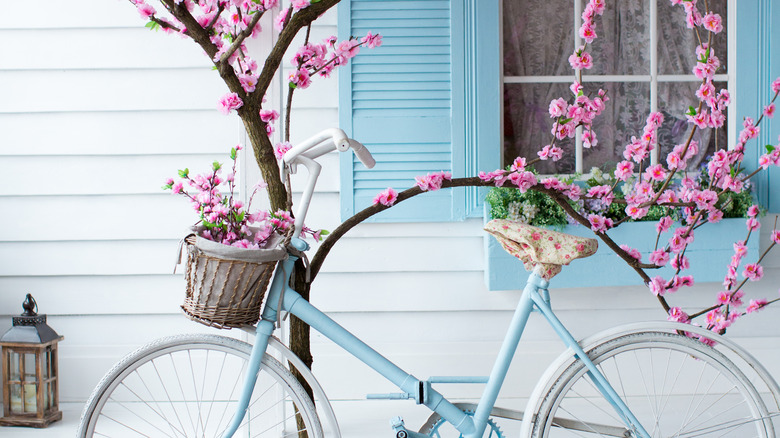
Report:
219,10,266,64
308,177,667,311
250,0,341,108
284,23,312,142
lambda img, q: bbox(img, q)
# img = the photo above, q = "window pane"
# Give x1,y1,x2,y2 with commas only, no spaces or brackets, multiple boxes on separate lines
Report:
658,1,728,75
503,82,575,174
503,1,573,77
587,0,650,76
586,82,651,171
657,81,727,171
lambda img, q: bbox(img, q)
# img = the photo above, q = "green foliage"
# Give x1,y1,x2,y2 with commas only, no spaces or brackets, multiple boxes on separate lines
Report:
485,186,571,228
486,164,756,227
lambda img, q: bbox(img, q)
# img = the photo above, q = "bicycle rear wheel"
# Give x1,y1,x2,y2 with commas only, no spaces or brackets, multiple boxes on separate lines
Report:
77,334,322,438
532,331,773,437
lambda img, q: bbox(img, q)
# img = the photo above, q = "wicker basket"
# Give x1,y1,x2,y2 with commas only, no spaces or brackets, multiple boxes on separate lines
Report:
182,232,287,329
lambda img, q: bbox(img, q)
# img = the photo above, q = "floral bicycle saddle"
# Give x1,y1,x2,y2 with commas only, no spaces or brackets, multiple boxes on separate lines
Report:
484,220,598,280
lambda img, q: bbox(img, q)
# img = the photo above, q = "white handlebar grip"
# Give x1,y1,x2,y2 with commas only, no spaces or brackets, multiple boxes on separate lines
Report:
349,139,376,169
332,130,350,152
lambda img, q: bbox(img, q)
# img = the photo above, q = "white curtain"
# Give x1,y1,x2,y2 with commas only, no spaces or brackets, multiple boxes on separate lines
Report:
502,0,727,175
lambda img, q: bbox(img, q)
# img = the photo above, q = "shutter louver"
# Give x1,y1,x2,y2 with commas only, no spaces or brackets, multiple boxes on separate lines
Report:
339,0,461,222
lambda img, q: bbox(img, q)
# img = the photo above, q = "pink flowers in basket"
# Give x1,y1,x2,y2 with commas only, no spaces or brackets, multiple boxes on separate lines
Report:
163,145,293,249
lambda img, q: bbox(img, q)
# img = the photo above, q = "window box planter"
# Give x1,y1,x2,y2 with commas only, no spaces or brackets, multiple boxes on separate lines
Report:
484,216,757,291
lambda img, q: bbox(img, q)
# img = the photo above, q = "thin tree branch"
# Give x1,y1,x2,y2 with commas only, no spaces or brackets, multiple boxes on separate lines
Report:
251,0,342,108
219,11,266,64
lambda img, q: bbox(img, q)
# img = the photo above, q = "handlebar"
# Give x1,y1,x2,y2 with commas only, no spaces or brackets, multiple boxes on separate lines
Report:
280,128,375,239
282,128,374,168
349,138,376,169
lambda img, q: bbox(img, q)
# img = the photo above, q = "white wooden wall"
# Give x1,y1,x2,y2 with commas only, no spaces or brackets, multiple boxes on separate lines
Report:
2,1,780,436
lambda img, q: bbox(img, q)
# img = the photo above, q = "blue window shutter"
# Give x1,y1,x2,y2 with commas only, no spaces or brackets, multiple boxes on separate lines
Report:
736,0,779,213
339,0,464,222
461,0,501,217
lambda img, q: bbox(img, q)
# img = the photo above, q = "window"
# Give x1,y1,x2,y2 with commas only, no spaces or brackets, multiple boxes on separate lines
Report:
502,0,731,175
339,0,778,221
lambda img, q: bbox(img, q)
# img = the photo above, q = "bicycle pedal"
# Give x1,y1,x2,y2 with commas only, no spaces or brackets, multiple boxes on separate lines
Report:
389,416,429,438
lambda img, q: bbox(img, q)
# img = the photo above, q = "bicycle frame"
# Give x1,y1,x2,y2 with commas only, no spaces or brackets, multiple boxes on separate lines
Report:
220,240,653,438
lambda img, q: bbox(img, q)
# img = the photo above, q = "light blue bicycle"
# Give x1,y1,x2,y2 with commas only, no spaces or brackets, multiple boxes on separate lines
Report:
79,129,780,437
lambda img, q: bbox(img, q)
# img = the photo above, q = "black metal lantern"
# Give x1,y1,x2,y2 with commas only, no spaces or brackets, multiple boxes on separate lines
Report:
0,294,63,428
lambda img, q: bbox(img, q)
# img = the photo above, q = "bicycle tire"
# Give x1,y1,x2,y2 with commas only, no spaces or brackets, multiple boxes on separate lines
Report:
77,334,322,438
532,331,773,437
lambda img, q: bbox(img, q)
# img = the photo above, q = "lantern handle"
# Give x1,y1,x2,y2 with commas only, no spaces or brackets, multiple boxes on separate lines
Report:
22,293,38,316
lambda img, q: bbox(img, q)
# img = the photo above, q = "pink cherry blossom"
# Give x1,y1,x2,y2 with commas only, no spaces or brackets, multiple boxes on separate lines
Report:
649,276,667,296
579,22,597,43
479,170,507,185
588,214,612,233
746,218,761,231
510,157,527,171
336,40,361,60
772,230,780,244
649,249,670,267
671,254,689,271
288,69,311,89
743,263,763,281
582,129,598,148
764,103,776,118
415,171,451,191
291,0,311,10
656,217,674,234
274,8,289,31
373,187,398,207
274,141,292,160
625,204,649,220
644,164,667,182
620,245,642,261
772,77,780,94
707,209,723,223
217,92,243,115
260,109,279,123
667,307,689,323
548,98,568,118
702,12,723,34
361,31,383,49
695,81,716,103
564,184,582,201
137,2,156,19
238,73,258,93
568,47,593,70
509,171,537,192
614,160,634,181
746,299,768,314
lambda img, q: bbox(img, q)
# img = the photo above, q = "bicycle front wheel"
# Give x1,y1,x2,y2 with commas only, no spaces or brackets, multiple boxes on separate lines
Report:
532,331,772,437
78,334,322,438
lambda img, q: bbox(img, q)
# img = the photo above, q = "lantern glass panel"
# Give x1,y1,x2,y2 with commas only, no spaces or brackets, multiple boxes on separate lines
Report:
23,353,38,413
9,351,20,380
10,383,22,414
23,353,35,381
43,349,50,379
45,382,51,410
